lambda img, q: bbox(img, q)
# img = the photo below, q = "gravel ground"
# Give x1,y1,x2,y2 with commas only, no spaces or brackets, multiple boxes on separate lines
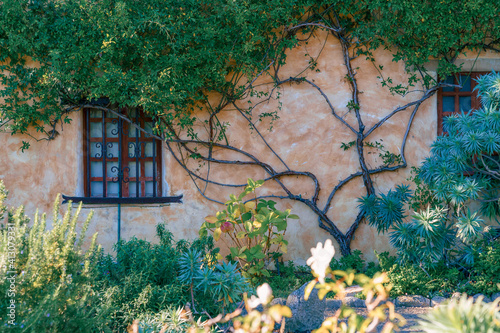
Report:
322,306,432,333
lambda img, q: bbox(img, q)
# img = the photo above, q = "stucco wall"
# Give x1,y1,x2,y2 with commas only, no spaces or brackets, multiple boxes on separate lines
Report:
1,33,499,264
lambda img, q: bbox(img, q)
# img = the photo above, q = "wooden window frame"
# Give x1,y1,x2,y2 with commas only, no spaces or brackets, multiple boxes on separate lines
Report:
437,72,488,135
82,107,162,199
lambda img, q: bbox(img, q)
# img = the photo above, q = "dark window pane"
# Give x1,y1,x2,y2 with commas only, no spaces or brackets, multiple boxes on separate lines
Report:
128,163,140,178
145,181,154,197
145,161,153,177
128,125,138,138
90,122,102,138
106,122,119,138
90,162,103,178
145,142,154,157
459,96,471,112
107,182,119,197
91,182,103,197
107,162,119,178
443,96,455,112
459,75,471,92
128,142,138,158
90,110,102,118
106,142,119,159
129,182,141,197
91,142,103,158
442,76,455,92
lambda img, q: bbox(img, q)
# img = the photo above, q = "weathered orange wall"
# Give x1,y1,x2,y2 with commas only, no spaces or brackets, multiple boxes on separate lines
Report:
1,33,498,264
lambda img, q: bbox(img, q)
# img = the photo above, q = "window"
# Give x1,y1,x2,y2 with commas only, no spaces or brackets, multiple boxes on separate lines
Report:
437,72,487,135
83,107,162,199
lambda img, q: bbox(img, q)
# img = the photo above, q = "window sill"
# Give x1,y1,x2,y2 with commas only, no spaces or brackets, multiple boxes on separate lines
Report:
62,195,183,205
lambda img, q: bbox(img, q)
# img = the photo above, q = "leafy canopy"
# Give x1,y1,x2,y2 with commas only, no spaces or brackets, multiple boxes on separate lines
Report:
1,0,499,146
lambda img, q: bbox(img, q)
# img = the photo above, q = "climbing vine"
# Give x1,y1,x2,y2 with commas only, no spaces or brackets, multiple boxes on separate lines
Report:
1,0,499,255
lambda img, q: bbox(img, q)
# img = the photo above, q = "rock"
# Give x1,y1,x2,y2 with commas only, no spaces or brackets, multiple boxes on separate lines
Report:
343,296,366,308
270,298,286,306
286,282,326,332
395,295,431,307
491,292,500,301
343,285,363,296
239,303,264,317
450,292,463,301
326,299,342,309
431,296,447,307
472,294,491,303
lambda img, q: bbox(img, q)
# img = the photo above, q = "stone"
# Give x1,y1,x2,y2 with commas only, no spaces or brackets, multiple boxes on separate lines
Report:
431,296,448,307
450,292,463,301
343,296,366,308
395,295,431,307
286,282,326,332
472,294,491,303
491,292,500,302
326,299,342,309
270,298,286,306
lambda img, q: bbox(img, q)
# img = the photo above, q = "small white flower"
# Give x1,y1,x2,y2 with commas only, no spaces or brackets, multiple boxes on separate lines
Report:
306,239,335,283
256,283,272,304
247,283,273,309
247,295,262,309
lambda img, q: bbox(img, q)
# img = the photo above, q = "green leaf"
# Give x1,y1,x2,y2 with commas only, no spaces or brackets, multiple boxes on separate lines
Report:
213,228,221,241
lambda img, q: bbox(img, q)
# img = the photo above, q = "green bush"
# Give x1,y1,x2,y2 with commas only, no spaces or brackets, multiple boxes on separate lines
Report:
0,185,110,332
96,225,224,331
258,261,311,298
377,252,464,297
463,241,500,296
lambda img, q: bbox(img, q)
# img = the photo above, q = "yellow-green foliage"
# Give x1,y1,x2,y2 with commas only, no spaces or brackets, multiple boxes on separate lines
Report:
417,295,500,333
0,187,109,332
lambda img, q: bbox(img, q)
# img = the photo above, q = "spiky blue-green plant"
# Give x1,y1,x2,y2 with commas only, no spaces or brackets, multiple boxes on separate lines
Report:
359,72,500,268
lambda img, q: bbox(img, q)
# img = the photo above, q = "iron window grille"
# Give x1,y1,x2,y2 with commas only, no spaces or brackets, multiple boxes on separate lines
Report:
83,107,162,199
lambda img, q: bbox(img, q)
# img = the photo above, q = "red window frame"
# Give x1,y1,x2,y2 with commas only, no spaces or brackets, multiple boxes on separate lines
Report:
437,72,488,135
82,107,162,198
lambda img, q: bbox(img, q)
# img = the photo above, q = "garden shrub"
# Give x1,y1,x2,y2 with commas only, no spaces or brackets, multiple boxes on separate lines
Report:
200,178,297,284
463,241,500,296
0,185,111,332
258,261,311,298
97,225,224,331
377,252,464,297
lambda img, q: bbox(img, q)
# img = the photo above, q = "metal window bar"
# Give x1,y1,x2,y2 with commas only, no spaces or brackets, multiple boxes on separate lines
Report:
135,111,140,197
153,137,157,197
101,110,107,197
86,110,90,196
118,107,123,199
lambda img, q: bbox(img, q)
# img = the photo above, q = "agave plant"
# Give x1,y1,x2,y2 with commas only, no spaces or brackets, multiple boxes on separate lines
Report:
359,72,500,268
178,249,249,314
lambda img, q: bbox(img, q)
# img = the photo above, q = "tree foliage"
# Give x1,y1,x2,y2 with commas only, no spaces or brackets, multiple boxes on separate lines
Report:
1,0,500,255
